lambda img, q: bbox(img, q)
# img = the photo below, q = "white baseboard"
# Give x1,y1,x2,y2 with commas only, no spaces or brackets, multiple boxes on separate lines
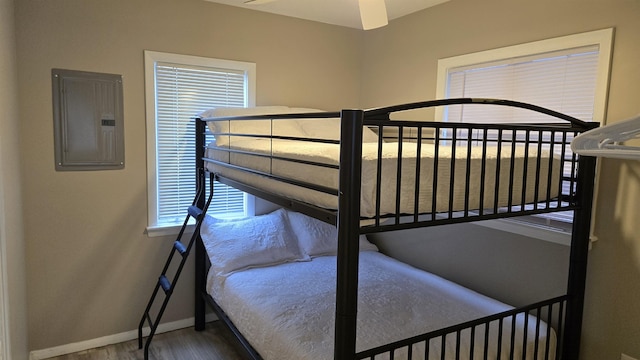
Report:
29,314,217,360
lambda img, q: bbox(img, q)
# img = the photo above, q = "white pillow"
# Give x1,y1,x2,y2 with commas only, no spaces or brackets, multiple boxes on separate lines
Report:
286,210,378,257
286,210,337,257
199,106,306,146
200,208,309,276
288,108,379,143
359,234,379,252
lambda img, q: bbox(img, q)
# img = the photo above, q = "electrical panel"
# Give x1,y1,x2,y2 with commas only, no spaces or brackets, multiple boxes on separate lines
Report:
52,69,124,171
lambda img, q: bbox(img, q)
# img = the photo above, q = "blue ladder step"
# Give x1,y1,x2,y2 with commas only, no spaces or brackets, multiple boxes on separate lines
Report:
174,241,187,256
159,275,172,294
188,206,203,219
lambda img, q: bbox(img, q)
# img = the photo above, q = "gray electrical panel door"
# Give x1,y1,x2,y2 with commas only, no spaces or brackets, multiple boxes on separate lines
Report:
52,69,124,171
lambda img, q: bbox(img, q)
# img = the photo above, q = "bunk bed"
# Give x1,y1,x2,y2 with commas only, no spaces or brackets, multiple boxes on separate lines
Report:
193,98,598,360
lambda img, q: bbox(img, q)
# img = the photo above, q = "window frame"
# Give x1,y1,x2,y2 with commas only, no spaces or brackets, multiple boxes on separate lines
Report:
144,50,256,237
434,28,614,245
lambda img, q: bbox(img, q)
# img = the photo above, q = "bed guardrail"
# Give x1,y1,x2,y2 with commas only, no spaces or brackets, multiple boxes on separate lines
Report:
198,106,593,234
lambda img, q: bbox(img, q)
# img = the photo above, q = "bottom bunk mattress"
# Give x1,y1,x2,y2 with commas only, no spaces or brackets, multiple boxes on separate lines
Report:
206,251,556,360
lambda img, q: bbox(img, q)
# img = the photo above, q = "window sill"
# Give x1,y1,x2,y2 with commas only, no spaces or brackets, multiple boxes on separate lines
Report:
146,224,195,238
474,218,572,246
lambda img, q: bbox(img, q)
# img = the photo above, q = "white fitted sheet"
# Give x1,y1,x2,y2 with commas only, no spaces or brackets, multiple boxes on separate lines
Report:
205,139,561,218
207,251,556,360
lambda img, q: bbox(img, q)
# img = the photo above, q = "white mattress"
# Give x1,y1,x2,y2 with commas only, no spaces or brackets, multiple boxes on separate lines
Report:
207,251,556,360
205,139,561,218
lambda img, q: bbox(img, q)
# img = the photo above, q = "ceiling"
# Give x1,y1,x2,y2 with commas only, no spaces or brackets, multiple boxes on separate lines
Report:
204,0,450,30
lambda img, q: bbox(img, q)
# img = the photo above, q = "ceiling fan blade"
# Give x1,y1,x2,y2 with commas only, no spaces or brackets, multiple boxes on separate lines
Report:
358,0,388,30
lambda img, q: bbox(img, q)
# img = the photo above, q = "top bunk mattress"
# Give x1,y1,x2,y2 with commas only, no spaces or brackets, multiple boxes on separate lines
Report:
204,138,562,218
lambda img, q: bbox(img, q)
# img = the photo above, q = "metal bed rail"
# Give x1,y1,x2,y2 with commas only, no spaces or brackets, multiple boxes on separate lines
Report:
201,115,590,234
356,295,567,360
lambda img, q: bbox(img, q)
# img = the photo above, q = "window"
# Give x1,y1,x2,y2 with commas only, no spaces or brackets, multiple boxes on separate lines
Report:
144,51,256,236
435,28,614,244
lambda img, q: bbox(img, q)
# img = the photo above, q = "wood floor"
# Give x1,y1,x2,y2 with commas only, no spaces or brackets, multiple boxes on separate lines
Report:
45,321,247,360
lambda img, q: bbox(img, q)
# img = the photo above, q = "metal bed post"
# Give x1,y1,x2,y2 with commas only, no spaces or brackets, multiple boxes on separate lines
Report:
334,109,364,360
194,118,207,332
563,154,597,359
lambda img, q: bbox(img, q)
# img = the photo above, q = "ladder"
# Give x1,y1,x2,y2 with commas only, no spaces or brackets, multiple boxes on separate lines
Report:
138,169,213,360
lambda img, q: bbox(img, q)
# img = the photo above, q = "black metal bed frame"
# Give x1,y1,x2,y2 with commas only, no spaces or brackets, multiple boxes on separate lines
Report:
193,98,598,360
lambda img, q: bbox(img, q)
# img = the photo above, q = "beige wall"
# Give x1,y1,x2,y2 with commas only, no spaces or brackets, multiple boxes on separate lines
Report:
0,0,29,359
12,0,640,358
361,1,640,359
369,223,571,308
15,0,361,351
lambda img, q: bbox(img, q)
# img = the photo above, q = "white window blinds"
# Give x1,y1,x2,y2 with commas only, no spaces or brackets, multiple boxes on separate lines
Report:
436,29,614,241
155,63,246,224
445,46,599,123
146,52,255,234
